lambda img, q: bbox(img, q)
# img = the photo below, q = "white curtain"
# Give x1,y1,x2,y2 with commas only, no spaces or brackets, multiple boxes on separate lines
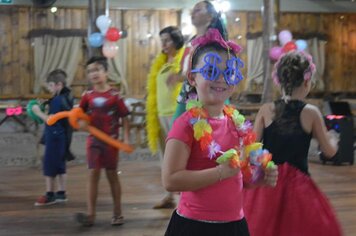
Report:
107,39,129,95
306,38,326,91
33,35,82,93
246,36,264,91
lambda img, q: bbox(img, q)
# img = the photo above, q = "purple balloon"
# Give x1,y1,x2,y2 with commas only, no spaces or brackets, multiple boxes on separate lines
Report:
278,30,293,46
269,46,283,61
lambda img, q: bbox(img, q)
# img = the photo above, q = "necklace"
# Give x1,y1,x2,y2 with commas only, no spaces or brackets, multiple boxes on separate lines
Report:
186,100,274,182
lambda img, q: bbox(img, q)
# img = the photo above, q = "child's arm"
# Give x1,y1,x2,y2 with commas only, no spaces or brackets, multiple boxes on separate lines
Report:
166,72,184,88
77,92,90,131
32,104,48,122
162,139,240,192
253,103,270,141
121,116,130,144
309,105,338,158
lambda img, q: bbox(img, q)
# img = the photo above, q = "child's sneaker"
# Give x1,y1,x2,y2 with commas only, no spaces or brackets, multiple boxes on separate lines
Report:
34,195,57,206
55,192,68,203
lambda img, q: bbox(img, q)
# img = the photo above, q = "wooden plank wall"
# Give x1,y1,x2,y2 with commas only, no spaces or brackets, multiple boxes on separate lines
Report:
0,6,355,98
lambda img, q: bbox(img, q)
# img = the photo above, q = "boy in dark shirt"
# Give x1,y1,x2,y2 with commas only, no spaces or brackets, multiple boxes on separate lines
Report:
32,69,74,206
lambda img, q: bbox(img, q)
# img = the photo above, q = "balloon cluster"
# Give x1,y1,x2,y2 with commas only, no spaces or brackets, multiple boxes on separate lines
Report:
269,30,308,61
88,15,122,58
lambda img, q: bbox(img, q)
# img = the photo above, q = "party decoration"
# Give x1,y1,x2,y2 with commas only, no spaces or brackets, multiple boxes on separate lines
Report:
47,107,134,153
88,32,104,48
278,30,293,46
120,30,128,39
6,106,23,116
26,100,45,124
270,30,308,62
269,46,283,61
295,39,308,51
106,27,121,42
282,41,297,53
102,41,119,58
96,15,112,35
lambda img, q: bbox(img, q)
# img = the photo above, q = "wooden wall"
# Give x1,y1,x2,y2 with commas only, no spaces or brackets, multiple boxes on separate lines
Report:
0,6,355,98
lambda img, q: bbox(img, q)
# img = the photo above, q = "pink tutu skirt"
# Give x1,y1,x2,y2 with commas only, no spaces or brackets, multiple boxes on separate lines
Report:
243,163,342,236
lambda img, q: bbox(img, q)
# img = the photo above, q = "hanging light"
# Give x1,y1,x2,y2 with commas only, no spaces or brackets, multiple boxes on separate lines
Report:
50,6,57,13
212,0,231,13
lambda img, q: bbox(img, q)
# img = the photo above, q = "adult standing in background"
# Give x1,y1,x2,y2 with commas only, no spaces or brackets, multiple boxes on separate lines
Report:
168,0,230,125
146,26,185,209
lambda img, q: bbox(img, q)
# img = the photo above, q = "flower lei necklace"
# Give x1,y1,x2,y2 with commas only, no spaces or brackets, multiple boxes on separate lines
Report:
186,99,275,182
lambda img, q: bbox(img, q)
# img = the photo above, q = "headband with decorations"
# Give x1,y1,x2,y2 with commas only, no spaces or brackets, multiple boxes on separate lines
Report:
188,28,244,86
191,28,242,54
271,51,316,86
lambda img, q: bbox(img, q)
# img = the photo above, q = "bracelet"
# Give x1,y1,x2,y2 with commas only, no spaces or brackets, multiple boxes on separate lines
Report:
216,165,223,182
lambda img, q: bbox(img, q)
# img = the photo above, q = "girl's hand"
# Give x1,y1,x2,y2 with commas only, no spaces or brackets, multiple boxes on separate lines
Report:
263,165,278,187
217,162,240,181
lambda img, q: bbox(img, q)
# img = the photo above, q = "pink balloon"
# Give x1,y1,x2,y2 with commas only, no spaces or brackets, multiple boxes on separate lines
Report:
278,30,293,46
269,46,283,61
102,41,119,58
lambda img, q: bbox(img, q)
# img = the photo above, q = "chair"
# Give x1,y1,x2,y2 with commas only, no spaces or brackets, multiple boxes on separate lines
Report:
122,99,147,148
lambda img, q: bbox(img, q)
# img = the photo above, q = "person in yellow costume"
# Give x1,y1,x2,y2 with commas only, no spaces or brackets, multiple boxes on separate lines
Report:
146,26,185,208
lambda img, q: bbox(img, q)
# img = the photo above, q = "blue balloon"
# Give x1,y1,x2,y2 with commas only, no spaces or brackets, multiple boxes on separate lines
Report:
295,39,308,51
88,32,104,48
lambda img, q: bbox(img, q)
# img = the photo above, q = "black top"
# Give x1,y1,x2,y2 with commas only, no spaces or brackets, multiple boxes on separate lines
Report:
262,100,312,175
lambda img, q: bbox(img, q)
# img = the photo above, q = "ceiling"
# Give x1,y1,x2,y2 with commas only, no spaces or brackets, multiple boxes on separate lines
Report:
7,0,356,13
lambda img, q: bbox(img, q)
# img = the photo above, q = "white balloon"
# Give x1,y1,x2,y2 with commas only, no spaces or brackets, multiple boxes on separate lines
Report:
96,15,112,35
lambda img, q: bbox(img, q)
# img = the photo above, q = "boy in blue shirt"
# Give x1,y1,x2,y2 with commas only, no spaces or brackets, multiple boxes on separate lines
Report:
31,69,74,206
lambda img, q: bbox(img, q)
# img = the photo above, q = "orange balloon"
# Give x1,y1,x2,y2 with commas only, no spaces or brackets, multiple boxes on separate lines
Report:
46,108,134,153
47,111,71,126
87,126,133,153
68,107,90,129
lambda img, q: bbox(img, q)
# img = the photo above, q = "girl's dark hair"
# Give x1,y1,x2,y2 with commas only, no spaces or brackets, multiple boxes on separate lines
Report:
86,56,108,71
274,51,312,120
277,52,311,97
159,26,185,50
203,0,229,40
47,69,67,85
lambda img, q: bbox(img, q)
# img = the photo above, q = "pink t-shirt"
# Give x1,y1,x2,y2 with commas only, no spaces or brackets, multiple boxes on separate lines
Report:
167,111,245,222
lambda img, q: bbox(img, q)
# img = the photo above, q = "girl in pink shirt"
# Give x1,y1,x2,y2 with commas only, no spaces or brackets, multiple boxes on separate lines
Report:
162,29,278,236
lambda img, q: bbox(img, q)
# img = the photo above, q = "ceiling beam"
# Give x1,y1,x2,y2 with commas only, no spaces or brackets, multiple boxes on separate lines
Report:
10,0,356,12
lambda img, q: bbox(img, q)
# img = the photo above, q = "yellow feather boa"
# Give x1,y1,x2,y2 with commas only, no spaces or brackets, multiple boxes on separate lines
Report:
146,47,185,153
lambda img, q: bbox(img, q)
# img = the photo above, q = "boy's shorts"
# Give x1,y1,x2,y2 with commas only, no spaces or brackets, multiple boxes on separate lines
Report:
43,131,66,177
86,137,118,170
